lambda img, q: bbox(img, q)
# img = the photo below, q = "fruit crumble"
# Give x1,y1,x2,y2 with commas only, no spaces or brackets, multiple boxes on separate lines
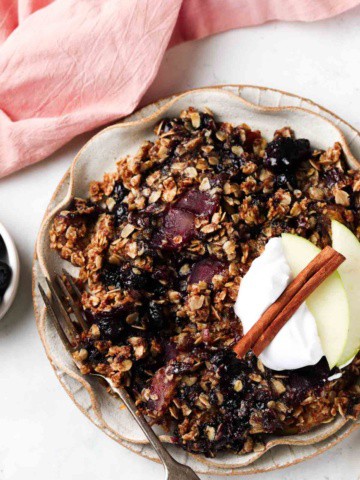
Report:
50,108,360,456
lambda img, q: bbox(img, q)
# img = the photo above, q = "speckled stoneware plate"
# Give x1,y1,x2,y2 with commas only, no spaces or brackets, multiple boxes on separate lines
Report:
33,85,360,476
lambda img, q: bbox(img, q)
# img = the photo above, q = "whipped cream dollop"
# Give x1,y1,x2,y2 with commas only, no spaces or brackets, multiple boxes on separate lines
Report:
234,237,324,371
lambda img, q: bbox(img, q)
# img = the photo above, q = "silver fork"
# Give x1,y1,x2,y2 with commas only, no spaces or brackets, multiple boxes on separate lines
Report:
38,271,201,480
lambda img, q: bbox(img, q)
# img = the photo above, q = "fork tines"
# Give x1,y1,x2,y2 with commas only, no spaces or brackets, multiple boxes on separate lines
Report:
57,271,87,330
38,270,87,354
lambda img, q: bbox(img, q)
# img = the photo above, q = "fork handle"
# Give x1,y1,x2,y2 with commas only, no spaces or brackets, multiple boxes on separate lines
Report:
112,384,186,472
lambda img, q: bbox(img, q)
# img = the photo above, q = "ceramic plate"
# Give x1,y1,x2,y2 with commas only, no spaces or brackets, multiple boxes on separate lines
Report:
33,85,360,475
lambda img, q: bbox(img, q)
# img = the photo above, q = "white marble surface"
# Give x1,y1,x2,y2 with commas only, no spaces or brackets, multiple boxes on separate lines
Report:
1,8,360,480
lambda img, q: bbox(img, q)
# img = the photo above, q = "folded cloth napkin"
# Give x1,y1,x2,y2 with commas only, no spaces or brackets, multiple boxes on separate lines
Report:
0,0,359,179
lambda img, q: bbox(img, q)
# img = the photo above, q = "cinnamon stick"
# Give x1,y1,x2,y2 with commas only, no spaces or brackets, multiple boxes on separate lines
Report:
233,246,345,359
253,251,345,356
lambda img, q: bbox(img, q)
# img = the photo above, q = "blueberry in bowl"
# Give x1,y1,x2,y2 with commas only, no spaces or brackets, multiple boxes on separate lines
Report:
0,234,12,300
0,224,20,320
0,235,6,257
0,259,11,299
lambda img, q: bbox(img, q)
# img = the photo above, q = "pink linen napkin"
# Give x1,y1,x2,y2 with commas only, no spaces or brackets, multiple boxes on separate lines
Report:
0,0,359,179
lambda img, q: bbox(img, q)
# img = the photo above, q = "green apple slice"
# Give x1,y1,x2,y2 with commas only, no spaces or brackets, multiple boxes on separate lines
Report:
281,233,349,369
332,220,360,366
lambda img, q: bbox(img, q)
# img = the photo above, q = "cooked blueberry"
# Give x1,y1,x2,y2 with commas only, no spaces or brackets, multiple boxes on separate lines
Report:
283,356,330,405
86,343,107,364
152,265,175,285
322,168,345,187
275,172,297,189
152,265,177,294
99,263,122,288
128,211,150,229
86,308,127,342
265,137,311,173
200,112,216,130
113,202,128,227
260,408,281,433
98,317,125,342
123,270,152,291
148,301,165,331
213,151,245,178
112,181,127,202
100,263,151,291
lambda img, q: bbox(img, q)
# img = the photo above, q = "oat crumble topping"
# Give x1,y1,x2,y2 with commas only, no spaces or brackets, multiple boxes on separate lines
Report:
50,108,360,456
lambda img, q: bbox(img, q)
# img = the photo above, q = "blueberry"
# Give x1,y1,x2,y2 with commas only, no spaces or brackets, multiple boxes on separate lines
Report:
148,301,165,331
261,408,281,433
87,307,127,343
124,269,152,291
98,317,125,343
0,236,6,257
0,261,11,294
99,263,122,288
200,112,216,130
322,168,344,187
87,343,107,364
265,137,311,174
283,356,329,406
100,263,152,291
113,202,128,227
128,211,150,229
274,172,297,189
112,182,127,202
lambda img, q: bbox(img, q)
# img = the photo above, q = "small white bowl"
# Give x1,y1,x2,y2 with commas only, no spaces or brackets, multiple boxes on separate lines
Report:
0,222,20,321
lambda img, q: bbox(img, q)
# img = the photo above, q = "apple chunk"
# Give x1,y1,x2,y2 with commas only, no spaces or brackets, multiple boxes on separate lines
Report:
332,220,360,366
281,233,349,369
